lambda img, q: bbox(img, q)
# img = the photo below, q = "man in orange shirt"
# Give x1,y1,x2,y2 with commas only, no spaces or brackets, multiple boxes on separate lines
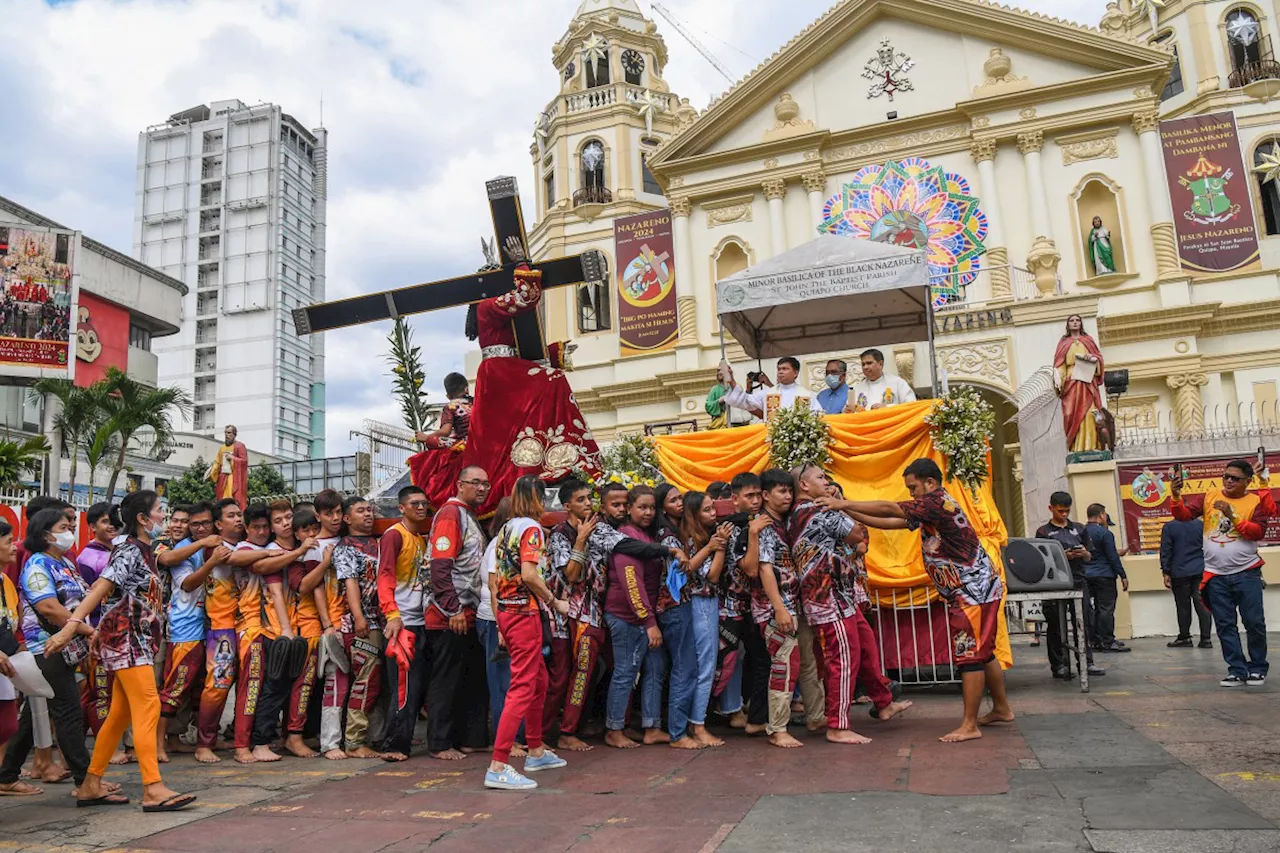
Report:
227,505,291,763
1170,458,1276,687
311,490,349,760
194,499,244,764
378,486,430,762
249,501,317,761
285,508,326,757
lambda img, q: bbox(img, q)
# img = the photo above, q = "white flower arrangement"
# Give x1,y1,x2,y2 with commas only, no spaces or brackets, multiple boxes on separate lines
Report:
923,386,995,495
575,433,664,491
766,404,832,471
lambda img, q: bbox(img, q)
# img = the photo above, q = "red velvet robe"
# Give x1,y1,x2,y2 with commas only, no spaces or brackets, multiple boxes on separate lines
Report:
409,266,600,515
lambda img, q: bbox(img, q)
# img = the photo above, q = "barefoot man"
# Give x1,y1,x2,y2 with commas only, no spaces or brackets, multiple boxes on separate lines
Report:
790,464,912,743
825,458,1013,743
740,469,805,750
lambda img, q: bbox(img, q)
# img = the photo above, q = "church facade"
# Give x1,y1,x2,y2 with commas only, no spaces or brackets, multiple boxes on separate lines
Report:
525,0,1280,634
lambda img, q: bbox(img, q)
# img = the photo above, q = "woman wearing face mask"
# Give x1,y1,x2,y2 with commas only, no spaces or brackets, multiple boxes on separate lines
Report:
0,509,98,796
48,491,196,812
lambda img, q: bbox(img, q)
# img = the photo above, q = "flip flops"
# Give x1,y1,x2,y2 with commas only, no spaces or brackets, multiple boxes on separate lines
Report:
76,794,131,807
142,793,197,813
0,782,42,796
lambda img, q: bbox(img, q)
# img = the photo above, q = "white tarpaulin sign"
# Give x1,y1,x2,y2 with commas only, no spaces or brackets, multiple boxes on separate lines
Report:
714,234,930,359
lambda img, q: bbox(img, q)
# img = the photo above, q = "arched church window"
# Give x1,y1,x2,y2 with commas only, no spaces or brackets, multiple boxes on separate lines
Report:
585,37,610,88
577,276,612,333
622,49,645,86
641,153,661,195
1253,138,1280,235
1152,31,1184,100
1226,8,1265,81
578,140,609,206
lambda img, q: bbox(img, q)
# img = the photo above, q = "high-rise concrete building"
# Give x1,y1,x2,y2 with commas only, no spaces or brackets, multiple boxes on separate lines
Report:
133,99,327,460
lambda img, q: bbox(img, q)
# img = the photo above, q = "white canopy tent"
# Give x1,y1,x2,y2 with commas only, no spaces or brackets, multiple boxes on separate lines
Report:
714,234,933,377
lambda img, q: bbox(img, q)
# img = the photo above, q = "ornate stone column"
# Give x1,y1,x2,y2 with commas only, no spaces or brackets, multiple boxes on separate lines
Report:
763,178,788,257
1133,110,1183,282
893,345,916,386
1018,131,1061,297
802,170,827,233
970,139,1011,300
1167,372,1208,435
670,196,697,345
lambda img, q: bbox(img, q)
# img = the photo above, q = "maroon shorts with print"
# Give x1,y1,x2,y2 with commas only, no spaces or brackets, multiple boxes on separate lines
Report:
947,599,1000,673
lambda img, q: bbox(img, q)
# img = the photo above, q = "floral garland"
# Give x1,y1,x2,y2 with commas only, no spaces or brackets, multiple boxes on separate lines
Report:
766,404,832,471
576,433,665,491
923,386,995,495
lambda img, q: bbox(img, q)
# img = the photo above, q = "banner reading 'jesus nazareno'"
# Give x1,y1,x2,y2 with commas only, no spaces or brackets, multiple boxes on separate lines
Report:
1159,112,1261,276
613,210,679,356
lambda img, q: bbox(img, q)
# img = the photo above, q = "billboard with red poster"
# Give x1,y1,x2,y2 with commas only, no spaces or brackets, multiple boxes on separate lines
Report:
74,292,130,388
0,224,78,379
1118,453,1280,554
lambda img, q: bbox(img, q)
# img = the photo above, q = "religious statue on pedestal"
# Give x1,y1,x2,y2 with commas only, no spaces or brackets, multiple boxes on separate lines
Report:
1087,216,1116,276
207,424,248,508
1054,314,1115,454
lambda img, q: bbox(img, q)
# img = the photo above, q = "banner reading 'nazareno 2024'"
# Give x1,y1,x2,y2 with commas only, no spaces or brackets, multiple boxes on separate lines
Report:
613,210,679,356
0,224,78,377
1158,111,1261,276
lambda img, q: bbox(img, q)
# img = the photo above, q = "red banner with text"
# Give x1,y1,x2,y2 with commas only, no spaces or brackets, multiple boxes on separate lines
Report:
1158,112,1261,276
1118,453,1280,553
0,225,75,376
613,210,679,356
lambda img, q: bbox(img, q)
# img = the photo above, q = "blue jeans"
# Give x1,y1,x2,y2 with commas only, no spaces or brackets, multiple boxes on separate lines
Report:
477,618,522,741
659,603,695,739
605,613,648,731
642,640,669,732
1203,569,1268,678
690,595,719,725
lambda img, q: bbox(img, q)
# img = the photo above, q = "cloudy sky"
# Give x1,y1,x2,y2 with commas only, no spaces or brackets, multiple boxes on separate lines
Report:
1,0,1103,454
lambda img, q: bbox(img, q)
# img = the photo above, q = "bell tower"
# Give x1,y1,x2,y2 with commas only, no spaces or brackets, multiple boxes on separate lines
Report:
529,0,695,355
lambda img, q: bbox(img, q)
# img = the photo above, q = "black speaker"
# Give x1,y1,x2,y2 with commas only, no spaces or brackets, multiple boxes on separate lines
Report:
1001,538,1075,593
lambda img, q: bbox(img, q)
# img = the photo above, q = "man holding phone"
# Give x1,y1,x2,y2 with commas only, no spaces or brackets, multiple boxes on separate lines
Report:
1169,454,1276,687
1034,492,1104,679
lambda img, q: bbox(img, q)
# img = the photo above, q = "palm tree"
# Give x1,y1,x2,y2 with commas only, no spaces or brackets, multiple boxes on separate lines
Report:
0,429,51,489
99,368,191,498
83,420,120,504
29,378,109,498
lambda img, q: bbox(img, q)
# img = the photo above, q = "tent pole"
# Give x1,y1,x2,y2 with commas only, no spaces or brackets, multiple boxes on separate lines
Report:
926,258,940,397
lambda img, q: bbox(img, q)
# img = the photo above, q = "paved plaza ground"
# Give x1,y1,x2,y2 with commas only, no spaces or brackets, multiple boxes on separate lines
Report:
0,636,1277,853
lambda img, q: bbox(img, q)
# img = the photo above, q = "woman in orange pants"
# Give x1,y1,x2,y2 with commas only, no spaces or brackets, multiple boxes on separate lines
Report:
47,490,196,812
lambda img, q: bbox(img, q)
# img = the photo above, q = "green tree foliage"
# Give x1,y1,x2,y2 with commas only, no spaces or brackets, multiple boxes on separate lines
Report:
165,457,215,506
247,465,289,500
0,430,51,488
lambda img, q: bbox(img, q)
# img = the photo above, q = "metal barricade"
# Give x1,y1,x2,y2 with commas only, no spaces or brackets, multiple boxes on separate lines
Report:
868,588,960,685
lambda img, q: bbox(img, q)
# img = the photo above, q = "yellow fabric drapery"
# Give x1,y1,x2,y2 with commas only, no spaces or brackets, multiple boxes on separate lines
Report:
653,400,1012,667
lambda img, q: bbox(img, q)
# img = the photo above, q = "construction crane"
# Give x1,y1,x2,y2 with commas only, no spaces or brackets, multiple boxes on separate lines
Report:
650,2,737,85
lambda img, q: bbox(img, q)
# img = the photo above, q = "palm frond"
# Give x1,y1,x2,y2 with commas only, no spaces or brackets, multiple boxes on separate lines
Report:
386,318,433,434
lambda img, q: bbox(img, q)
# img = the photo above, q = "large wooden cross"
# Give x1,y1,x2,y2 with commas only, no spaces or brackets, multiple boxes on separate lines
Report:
291,177,606,362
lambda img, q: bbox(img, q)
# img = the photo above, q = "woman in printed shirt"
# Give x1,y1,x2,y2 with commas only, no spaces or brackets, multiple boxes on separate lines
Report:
653,484,701,750
48,490,196,812
0,509,95,795
485,475,569,791
680,492,733,748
